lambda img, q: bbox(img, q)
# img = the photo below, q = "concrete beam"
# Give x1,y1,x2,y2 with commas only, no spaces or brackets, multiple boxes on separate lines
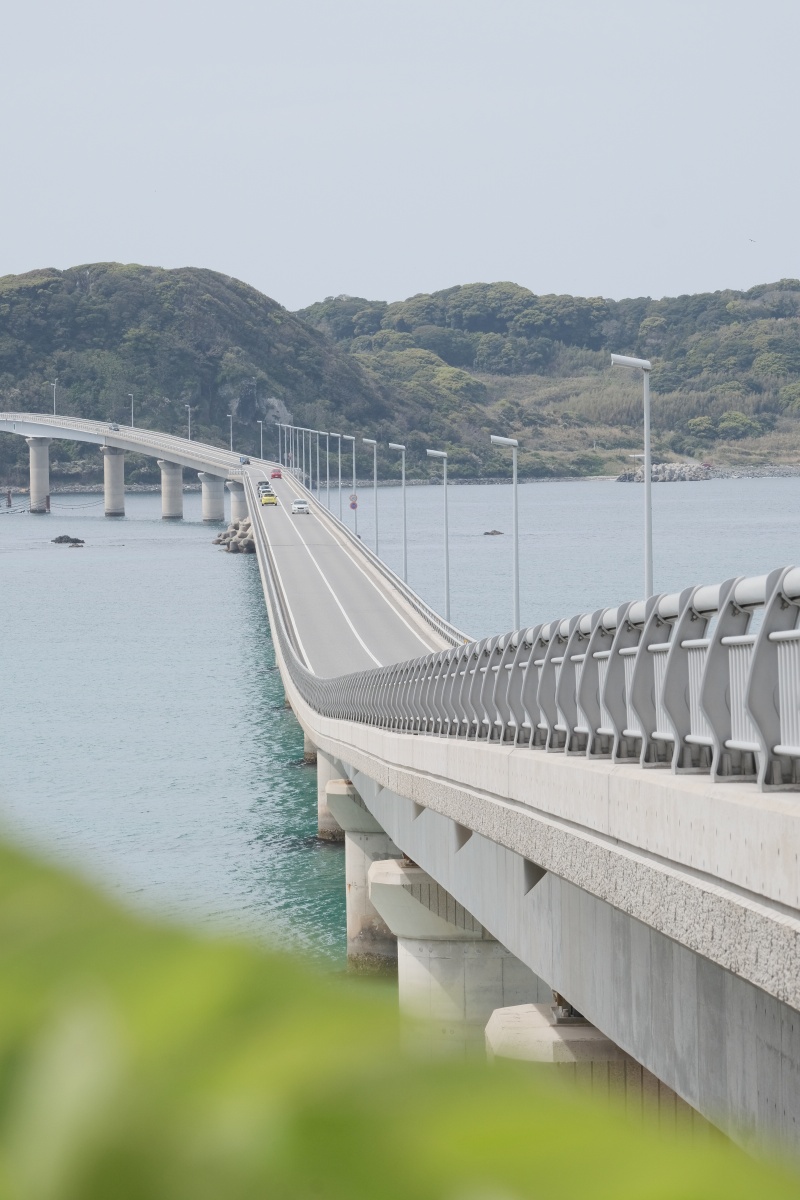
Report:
157,460,183,520
26,437,51,513
101,446,125,517
226,479,247,523
197,472,225,522
326,780,399,972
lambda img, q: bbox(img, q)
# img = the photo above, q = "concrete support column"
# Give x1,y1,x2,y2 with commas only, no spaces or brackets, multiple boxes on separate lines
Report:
316,750,344,841
226,479,247,522
197,472,226,522
485,1004,706,1131
26,437,51,513
369,859,547,1052
101,446,125,516
325,780,402,972
157,460,183,520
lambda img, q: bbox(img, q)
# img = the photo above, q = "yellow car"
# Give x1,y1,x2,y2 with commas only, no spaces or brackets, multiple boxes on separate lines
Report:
260,492,278,506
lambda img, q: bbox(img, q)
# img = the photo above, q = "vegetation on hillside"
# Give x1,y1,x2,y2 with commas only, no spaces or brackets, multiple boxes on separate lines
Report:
0,837,796,1198
3,265,800,485
298,279,800,477
0,263,390,484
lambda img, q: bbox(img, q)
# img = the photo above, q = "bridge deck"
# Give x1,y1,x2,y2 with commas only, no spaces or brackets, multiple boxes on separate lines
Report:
246,466,445,676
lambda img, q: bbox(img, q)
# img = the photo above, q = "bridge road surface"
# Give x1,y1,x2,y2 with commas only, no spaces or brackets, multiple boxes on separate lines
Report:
246,466,445,677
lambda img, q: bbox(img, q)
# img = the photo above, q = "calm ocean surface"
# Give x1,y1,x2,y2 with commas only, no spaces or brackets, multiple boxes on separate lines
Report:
1,476,798,965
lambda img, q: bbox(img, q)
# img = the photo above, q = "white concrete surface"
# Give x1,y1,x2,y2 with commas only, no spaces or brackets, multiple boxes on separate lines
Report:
369,859,549,1052
316,750,344,841
226,479,247,523
197,472,225,522
325,780,399,969
101,446,125,516
26,436,51,512
157,460,183,519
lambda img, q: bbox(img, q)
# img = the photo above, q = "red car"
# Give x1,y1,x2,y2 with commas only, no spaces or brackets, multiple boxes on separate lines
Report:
270,468,282,479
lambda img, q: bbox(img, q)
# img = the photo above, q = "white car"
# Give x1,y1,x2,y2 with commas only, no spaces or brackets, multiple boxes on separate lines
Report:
291,499,310,515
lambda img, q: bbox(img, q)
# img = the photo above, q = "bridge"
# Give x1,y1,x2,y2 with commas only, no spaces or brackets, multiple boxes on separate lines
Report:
4,413,800,1150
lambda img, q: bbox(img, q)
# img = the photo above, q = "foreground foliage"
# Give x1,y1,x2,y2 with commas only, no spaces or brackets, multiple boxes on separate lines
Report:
0,841,796,1199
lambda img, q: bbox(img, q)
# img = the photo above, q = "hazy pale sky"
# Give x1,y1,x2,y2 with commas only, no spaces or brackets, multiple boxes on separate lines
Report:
2,0,798,309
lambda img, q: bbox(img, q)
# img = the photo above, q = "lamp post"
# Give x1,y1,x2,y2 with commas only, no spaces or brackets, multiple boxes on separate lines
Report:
490,434,520,628
389,442,407,582
363,438,378,554
129,393,134,428
331,433,342,519
426,449,449,621
185,404,193,440
343,434,356,534
47,380,58,416
611,353,653,597
257,419,264,460
227,413,233,452
325,432,331,507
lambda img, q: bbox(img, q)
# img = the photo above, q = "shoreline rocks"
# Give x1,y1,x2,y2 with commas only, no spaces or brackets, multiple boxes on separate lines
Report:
617,462,711,483
213,518,255,554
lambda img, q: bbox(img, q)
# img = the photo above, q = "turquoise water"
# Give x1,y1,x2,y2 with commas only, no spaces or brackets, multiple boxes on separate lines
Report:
2,476,799,965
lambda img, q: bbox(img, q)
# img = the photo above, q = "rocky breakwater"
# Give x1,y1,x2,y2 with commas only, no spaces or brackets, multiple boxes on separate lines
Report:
617,462,711,483
213,518,256,553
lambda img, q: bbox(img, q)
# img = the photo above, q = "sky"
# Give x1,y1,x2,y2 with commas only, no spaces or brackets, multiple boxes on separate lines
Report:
2,0,799,310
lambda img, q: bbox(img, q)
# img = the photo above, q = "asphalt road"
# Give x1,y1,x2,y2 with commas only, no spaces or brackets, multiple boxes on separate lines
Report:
247,466,442,677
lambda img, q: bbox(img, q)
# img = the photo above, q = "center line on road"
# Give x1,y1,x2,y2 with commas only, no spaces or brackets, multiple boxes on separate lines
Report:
252,469,383,669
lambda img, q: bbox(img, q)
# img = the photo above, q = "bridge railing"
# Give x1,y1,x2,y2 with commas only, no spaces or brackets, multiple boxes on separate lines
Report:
0,412,242,474
247,473,800,793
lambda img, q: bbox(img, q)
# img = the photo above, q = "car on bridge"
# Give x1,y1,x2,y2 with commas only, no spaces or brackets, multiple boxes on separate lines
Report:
260,491,278,506
270,468,282,479
291,499,310,515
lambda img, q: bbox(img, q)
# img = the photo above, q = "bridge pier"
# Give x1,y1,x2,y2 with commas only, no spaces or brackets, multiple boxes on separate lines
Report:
325,780,400,972
368,858,548,1052
316,750,344,841
102,447,125,516
157,460,183,519
26,437,51,513
197,472,226,522
226,479,247,523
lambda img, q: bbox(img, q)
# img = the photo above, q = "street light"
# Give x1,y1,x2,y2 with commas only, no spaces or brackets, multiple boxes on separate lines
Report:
389,442,407,582
47,379,58,416
363,438,378,554
129,393,134,428
426,449,449,621
490,434,520,629
331,433,342,520
227,413,233,452
611,352,653,597
325,432,330,507
343,434,356,534
257,419,264,460
185,404,193,440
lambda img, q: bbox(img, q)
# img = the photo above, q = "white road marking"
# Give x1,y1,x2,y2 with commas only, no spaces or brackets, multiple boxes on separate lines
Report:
251,469,383,669
277,473,438,654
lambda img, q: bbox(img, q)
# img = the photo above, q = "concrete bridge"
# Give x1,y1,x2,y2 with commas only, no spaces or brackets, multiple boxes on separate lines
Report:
5,413,800,1149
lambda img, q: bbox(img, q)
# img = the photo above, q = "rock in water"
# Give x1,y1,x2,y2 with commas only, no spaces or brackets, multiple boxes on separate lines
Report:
52,535,85,544
483,529,503,536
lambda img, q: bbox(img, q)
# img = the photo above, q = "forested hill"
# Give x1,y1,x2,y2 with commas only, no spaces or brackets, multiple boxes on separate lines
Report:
0,263,390,484
3,265,800,485
297,280,800,477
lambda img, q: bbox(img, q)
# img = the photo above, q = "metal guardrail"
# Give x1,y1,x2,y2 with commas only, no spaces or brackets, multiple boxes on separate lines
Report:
246,483,800,796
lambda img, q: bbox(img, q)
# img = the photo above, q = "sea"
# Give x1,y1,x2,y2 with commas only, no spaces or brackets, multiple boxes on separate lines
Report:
2,476,798,966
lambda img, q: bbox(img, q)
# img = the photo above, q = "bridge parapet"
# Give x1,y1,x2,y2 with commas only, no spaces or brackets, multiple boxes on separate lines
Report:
250,488,800,795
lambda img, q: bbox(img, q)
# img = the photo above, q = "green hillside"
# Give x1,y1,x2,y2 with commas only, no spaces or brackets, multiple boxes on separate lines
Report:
298,280,800,477
0,263,391,484
3,265,800,485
